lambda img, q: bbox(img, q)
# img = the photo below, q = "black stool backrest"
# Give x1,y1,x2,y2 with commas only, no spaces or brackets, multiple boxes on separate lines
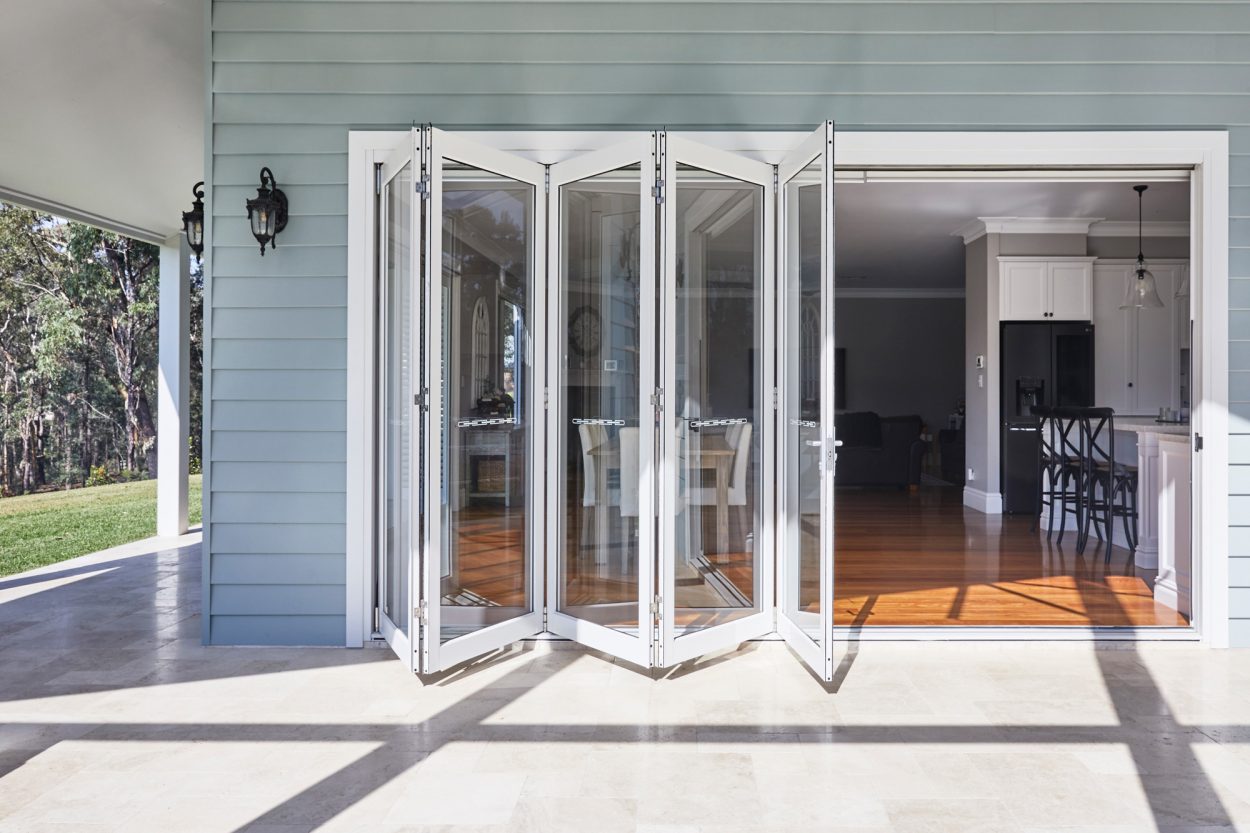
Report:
1051,406,1085,466
1079,407,1117,472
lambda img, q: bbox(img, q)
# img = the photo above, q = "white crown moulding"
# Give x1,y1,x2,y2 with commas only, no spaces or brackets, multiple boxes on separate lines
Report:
954,216,1191,244
953,216,1103,244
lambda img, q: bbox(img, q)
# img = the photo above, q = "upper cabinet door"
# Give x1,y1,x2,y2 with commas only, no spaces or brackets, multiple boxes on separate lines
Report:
999,261,1048,320
1092,264,1133,415
1049,261,1094,321
1134,264,1178,415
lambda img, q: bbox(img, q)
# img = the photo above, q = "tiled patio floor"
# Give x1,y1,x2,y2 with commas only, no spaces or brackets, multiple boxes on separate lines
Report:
2,534,1250,832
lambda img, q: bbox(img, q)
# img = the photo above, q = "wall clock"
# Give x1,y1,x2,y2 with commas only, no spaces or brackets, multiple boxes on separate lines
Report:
569,305,602,358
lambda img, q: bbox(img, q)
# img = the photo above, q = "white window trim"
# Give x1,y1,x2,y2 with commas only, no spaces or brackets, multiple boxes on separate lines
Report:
347,129,1230,649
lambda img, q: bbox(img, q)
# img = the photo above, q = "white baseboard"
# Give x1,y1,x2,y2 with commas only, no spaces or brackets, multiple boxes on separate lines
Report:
963,486,1003,514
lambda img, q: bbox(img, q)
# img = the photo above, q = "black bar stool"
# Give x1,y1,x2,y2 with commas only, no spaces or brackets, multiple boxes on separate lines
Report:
1048,406,1088,549
1078,407,1138,560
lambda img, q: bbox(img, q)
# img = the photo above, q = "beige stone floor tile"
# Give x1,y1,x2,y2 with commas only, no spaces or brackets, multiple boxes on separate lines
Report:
383,772,526,826
7,534,1250,831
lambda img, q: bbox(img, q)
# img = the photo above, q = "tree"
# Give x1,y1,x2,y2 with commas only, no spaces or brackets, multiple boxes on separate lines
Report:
0,203,187,495
64,225,160,477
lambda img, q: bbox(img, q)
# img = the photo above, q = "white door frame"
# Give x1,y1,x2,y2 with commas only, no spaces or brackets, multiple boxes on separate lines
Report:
420,127,549,673
657,134,778,666
543,135,658,668
349,129,1230,650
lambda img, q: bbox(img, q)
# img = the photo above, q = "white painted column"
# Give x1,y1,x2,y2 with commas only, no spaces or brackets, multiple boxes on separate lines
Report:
1134,432,1161,570
157,234,190,537
1154,436,1192,616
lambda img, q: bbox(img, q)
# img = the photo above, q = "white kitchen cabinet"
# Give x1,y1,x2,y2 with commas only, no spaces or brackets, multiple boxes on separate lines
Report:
998,257,1094,321
1092,260,1187,416
999,260,1049,321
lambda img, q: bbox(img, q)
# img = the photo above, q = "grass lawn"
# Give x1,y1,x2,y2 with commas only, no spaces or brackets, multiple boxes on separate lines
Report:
0,475,202,577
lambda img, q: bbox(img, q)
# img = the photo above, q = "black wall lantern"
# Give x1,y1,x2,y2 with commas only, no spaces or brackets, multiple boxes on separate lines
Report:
181,181,205,260
245,167,288,255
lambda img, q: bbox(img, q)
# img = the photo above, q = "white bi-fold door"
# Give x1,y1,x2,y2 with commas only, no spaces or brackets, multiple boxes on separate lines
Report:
375,125,837,676
775,123,839,681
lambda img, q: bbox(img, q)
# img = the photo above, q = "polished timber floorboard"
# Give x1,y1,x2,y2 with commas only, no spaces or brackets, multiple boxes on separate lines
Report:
830,487,1187,627
448,486,1187,629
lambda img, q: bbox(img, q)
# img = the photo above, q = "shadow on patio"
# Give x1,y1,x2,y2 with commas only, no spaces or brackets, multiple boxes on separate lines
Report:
1,534,1249,831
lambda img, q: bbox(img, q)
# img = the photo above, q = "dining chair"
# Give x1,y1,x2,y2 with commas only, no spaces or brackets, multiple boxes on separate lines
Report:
576,423,608,556
618,427,639,573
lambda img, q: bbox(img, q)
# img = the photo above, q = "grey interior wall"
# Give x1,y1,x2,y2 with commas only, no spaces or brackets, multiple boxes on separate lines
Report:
208,0,1250,646
1088,236,1191,259
964,235,993,496
998,233,1087,257
835,298,964,437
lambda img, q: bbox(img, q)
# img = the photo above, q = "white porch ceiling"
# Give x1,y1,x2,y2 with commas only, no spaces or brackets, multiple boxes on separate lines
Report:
0,0,204,244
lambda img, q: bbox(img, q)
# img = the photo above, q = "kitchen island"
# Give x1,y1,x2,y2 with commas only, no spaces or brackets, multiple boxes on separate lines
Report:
1113,418,1192,617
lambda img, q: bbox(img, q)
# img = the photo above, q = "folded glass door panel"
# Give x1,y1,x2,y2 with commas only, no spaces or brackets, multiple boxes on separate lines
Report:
545,136,658,668
377,131,420,672
657,135,776,667
776,123,836,681
420,127,547,673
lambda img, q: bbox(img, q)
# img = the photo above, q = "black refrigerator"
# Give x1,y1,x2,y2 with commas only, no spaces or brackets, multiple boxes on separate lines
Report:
1000,322,1095,514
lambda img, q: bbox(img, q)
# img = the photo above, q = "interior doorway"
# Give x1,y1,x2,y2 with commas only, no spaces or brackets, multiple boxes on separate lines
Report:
833,174,1197,631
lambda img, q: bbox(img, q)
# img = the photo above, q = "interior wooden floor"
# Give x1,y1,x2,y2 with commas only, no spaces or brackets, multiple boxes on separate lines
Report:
447,486,1188,628
830,487,1186,627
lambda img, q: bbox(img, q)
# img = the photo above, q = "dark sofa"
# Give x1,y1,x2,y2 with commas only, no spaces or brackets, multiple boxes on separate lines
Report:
834,411,926,488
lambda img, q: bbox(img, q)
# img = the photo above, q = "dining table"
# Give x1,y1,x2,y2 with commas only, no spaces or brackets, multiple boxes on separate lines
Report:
588,430,736,560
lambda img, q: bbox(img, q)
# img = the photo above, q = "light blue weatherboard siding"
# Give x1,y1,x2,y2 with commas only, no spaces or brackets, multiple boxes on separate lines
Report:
208,0,1250,646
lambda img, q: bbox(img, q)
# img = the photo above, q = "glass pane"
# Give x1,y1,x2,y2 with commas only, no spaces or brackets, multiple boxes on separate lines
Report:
672,165,764,631
383,162,413,636
558,167,642,631
439,162,534,642
782,160,823,639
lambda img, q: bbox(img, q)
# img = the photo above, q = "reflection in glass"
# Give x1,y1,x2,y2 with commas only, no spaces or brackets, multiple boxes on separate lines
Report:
672,166,764,631
782,161,823,639
382,163,413,636
439,162,534,642
558,167,642,630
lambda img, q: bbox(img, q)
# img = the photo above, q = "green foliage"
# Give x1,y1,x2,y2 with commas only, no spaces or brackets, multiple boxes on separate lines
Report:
0,202,202,497
85,465,112,487
0,475,203,577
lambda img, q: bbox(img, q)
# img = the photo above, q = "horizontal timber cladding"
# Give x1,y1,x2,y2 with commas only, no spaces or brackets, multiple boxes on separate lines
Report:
208,0,1250,646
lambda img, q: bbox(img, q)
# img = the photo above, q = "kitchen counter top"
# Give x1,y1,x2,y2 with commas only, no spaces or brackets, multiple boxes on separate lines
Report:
1112,417,1191,437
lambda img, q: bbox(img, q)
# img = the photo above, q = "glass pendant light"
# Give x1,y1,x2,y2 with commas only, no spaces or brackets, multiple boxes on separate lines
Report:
1120,184,1164,309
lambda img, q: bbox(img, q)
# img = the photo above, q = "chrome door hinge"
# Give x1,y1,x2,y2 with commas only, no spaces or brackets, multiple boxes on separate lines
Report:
543,386,550,409
773,166,779,193
772,387,779,411
652,179,665,204
544,166,550,194
414,388,429,411
416,600,429,625
651,387,664,411
415,172,431,199
650,595,662,619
